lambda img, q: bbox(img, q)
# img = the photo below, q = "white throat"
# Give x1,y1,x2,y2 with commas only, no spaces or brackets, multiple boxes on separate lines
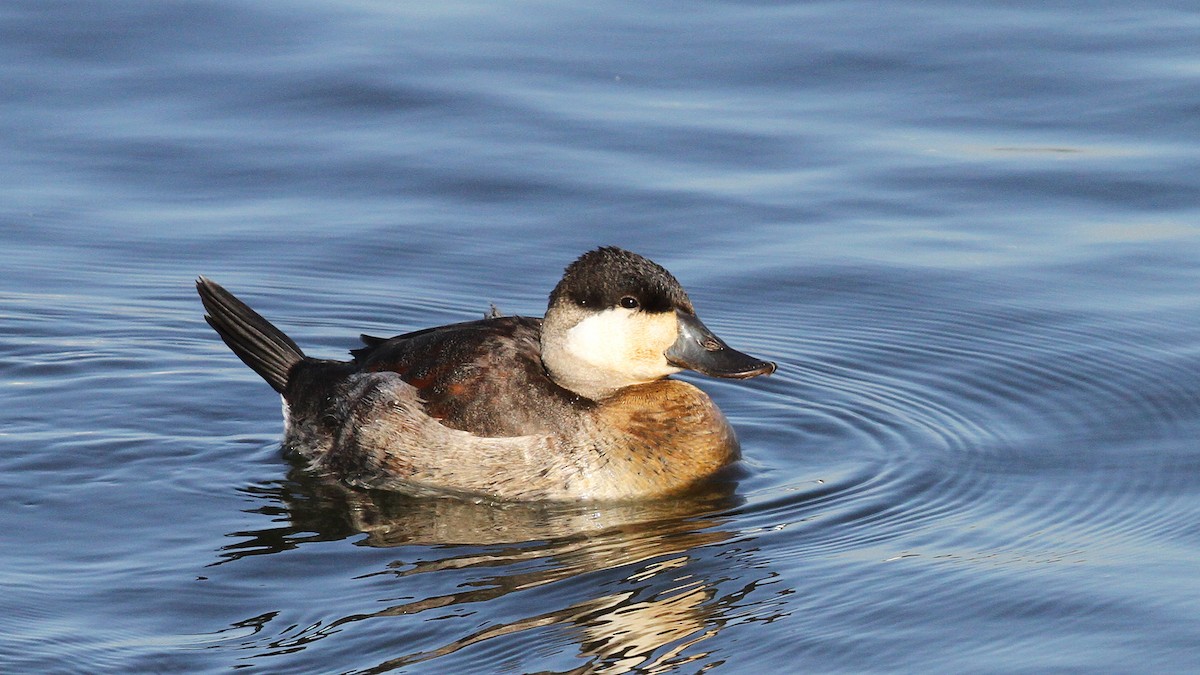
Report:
542,307,681,399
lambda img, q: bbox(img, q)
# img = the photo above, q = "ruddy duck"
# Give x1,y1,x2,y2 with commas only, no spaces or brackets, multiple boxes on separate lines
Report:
197,247,775,501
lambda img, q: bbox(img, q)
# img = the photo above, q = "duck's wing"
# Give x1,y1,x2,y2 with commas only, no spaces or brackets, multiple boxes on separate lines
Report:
351,316,575,437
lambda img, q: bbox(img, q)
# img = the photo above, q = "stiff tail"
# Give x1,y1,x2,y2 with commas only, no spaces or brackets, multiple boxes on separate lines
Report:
196,277,305,393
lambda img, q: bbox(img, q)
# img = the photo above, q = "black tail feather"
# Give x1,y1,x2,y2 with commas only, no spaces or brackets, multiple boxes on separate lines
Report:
196,277,304,393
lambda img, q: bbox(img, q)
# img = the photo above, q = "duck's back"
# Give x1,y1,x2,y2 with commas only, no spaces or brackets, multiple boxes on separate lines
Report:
351,316,586,437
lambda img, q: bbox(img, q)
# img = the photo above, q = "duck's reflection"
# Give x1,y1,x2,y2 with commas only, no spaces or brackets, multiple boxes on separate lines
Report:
219,468,774,673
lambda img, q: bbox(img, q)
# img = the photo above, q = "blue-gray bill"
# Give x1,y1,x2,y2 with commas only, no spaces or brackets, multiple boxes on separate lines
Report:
666,310,777,379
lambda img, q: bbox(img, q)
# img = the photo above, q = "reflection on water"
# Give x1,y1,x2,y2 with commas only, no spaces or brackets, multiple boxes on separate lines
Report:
216,470,774,673
222,466,742,553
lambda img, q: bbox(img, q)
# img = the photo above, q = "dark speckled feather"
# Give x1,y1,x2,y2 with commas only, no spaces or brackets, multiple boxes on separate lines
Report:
350,316,588,437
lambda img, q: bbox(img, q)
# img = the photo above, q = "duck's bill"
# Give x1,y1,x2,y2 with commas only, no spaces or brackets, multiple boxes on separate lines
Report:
666,311,777,379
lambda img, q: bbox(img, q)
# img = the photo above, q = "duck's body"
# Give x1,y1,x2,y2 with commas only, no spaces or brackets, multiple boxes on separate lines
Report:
198,247,774,501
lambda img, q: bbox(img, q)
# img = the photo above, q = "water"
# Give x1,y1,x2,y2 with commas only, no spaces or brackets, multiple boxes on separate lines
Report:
3,1,1199,672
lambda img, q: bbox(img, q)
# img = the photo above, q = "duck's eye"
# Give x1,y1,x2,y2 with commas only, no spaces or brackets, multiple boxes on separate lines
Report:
620,296,639,310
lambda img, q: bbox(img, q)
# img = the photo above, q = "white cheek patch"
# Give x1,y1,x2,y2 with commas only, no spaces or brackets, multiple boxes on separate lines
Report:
564,309,681,381
564,309,631,371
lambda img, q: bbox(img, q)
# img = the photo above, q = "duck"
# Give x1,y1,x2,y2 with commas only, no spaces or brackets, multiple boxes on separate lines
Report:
197,246,775,501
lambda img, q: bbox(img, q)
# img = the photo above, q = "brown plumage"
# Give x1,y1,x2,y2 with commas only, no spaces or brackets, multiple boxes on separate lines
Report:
197,247,775,501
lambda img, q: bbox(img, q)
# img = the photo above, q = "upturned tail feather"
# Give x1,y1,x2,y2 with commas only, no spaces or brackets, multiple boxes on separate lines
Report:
196,277,304,393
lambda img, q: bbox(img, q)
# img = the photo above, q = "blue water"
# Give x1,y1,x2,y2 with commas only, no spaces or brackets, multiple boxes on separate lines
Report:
3,1,1200,672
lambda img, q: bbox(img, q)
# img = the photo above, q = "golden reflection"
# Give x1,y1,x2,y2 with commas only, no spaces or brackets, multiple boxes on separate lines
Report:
222,468,767,673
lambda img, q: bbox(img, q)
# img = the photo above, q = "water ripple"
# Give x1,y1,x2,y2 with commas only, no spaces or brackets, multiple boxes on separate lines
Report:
734,275,1200,576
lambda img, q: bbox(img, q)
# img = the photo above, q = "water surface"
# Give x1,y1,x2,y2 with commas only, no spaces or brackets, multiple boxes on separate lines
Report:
3,1,1200,672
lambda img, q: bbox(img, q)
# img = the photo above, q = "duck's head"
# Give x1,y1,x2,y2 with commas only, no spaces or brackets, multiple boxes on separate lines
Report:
540,247,776,400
